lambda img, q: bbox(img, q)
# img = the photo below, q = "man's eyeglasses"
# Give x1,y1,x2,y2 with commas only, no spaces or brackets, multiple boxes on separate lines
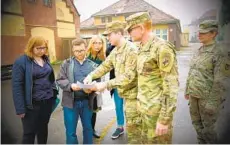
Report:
73,50,85,53
93,42,102,45
36,46,47,51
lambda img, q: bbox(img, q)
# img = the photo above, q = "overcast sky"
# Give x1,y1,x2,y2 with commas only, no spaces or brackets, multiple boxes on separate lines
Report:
74,0,220,27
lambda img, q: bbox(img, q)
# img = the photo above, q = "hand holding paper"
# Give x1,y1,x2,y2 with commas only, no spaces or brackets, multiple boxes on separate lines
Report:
83,75,92,84
94,82,107,92
71,83,81,91
77,81,96,89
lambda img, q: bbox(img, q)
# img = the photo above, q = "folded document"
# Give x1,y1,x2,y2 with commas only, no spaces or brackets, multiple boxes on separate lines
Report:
76,81,96,89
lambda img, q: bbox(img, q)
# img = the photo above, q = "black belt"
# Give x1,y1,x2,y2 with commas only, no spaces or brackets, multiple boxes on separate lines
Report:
32,97,54,104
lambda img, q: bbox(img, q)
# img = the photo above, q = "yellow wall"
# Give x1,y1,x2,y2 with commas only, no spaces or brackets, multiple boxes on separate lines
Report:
1,14,25,36
57,22,76,38
183,28,190,33
81,30,95,36
94,17,101,25
2,0,22,14
98,29,106,34
152,24,169,30
31,27,57,62
94,16,125,25
80,29,106,36
112,16,125,22
180,33,189,47
56,0,74,22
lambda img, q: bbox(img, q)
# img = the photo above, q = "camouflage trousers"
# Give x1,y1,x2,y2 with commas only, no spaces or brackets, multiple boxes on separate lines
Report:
189,96,219,144
124,99,142,144
139,113,173,144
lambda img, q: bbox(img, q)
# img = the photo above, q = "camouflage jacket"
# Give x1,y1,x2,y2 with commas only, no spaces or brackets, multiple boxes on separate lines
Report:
185,42,224,98
89,40,138,99
137,35,179,125
185,42,229,109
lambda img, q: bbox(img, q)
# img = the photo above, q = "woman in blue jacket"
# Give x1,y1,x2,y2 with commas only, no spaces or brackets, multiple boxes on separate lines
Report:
12,36,56,144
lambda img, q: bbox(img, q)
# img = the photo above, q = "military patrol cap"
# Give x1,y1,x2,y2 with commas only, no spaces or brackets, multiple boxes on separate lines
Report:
103,21,126,35
199,20,218,33
125,12,151,31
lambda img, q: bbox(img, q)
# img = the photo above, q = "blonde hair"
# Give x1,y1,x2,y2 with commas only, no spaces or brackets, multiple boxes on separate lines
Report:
87,35,106,61
24,36,49,58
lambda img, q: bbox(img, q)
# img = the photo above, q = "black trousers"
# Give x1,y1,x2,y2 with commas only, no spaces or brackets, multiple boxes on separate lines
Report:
91,113,96,130
91,96,98,130
21,98,54,144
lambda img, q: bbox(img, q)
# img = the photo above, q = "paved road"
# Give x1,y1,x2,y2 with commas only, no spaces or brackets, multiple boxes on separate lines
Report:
1,43,201,144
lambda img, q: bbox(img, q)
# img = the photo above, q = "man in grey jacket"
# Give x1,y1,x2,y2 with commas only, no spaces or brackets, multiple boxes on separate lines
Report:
56,38,98,144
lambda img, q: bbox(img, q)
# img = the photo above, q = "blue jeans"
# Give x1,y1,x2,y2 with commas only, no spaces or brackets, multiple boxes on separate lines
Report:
113,89,124,127
63,100,93,144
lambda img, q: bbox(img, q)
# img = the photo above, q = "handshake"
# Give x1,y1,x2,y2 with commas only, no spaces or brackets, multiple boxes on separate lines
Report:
71,75,107,93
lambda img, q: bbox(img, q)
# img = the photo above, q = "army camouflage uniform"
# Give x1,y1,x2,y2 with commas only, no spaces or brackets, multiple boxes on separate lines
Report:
216,42,230,144
126,12,179,144
87,21,140,144
185,20,227,144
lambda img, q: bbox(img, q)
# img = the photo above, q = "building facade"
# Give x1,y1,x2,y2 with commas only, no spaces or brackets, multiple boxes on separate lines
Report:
1,0,80,65
80,0,181,49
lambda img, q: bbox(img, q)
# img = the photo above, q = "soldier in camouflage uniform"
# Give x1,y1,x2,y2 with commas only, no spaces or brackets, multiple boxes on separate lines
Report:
185,20,227,144
126,12,179,144
83,21,140,143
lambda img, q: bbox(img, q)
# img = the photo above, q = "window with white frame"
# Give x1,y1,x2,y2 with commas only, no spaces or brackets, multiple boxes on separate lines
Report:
155,29,161,38
101,17,112,23
108,17,112,22
101,17,106,23
154,29,168,40
162,29,168,40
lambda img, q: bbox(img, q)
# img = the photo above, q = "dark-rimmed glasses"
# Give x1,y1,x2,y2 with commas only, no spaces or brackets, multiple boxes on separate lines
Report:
36,46,47,51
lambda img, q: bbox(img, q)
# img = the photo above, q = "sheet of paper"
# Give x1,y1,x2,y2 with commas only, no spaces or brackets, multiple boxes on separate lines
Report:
77,81,96,89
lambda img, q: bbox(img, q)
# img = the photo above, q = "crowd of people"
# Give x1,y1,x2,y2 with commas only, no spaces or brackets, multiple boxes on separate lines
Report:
11,11,230,144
